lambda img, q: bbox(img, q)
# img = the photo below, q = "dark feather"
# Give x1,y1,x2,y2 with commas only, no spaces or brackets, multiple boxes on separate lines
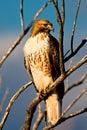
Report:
49,35,64,99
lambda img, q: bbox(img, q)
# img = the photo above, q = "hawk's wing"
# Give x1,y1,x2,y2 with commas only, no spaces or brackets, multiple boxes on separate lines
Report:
24,56,33,82
49,35,64,99
45,35,64,124
49,36,60,80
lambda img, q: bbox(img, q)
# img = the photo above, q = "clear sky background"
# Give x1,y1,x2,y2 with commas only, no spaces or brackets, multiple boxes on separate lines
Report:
0,0,87,130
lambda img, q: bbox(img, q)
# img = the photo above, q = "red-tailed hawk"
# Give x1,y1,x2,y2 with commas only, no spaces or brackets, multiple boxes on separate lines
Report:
23,19,64,124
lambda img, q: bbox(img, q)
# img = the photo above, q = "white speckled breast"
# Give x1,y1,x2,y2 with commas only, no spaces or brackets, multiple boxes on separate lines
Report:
23,33,53,91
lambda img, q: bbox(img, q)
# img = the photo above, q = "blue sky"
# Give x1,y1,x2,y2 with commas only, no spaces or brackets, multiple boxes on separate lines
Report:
0,0,87,130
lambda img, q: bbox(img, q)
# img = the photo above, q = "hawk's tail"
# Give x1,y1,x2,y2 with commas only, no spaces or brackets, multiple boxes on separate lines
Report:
46,93,62,125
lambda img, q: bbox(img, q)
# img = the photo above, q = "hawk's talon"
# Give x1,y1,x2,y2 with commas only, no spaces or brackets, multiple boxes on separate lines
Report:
37,90,46,99
41,90,47,97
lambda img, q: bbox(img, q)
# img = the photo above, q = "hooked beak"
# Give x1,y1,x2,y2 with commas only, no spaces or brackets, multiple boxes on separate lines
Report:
50,25,54,32
51,23,54,32
47,24,54,32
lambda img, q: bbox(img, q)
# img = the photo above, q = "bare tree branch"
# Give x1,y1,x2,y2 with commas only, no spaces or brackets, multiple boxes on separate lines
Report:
0,1,51,67
52,0,65,75
23,96,42,130
66,57,74,89
20,0,24,33
62,0,65,26
64,37,87,62
51,0,62,26
32,104,45,130
58,26,65,75
55,0,58,6
65,73,87,94
43,107,87,130
66,55,87,77
0,33,25,67
0,89,9,114
64,107,87,120
71,0,81,53
0,81,32,130
0,75,2,91
63,87,87,116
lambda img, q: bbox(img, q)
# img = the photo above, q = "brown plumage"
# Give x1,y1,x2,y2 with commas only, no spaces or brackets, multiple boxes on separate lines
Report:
23,19,64,124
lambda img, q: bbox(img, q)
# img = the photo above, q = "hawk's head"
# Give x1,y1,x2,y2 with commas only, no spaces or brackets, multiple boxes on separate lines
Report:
30,19,54,37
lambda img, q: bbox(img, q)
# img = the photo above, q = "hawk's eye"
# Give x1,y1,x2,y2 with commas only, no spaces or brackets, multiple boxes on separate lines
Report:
44,23,48,27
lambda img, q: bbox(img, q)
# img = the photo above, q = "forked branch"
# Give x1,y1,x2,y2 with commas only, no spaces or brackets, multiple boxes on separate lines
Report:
64,37,87,62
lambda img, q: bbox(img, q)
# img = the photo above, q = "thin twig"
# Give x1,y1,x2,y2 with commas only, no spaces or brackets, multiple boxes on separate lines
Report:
0,81,32,130
62,0,65,26
64,107,87,120
63,87,87,116
43,107,87,130
0,33,25,67
64,37,87,62
0,1,51,67
52,0,65,75
64,50,70,58
51,0,62,26
71,0,81,52
20,0,24,33
0,89,9,114
65,57,74,89
66,55,87,77
32,104,45,130
55,0,58,6
65,73,87,94
0,75,2,91
23,96,42,130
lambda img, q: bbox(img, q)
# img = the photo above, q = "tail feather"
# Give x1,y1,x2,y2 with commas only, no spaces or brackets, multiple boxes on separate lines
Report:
46,93,62,125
